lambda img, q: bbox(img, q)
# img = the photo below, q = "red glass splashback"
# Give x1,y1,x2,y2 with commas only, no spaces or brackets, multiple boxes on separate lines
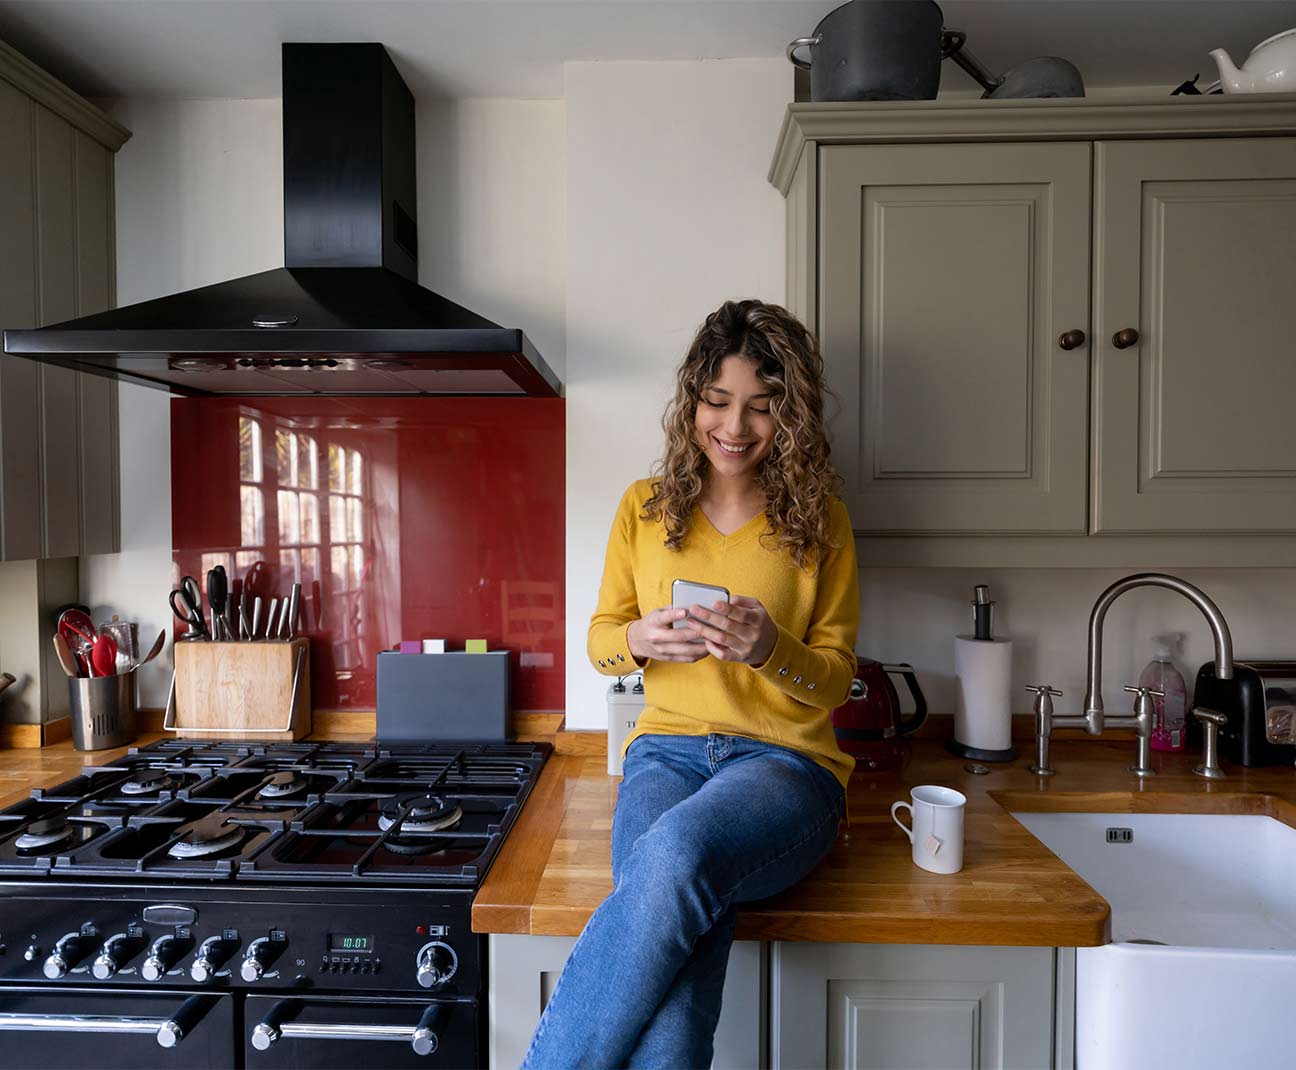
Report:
172,396,565,711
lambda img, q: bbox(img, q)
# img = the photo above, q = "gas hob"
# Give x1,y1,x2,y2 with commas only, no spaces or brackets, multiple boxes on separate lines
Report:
0,737,551,1069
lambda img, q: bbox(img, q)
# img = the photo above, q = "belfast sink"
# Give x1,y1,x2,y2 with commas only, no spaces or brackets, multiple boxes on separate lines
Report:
1012,810,1296,1070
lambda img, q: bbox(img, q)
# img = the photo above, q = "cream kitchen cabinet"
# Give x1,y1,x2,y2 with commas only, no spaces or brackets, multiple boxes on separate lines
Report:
772,95,1296,564
772,943,1065,1070
0,39,127,560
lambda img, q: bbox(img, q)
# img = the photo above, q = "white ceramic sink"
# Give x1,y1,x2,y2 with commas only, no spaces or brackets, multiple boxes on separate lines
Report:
1012,811,1296,1070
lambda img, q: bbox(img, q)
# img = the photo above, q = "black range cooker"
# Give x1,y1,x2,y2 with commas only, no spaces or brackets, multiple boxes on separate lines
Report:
0,738,550,1068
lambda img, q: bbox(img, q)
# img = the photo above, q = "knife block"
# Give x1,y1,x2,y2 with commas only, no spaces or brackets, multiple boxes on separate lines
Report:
168,639,312,741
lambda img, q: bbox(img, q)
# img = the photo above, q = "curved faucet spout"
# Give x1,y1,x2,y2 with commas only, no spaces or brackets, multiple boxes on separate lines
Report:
1083,572,1234,729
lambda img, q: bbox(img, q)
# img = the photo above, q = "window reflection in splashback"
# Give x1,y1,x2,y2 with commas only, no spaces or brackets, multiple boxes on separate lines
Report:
172,397,565,711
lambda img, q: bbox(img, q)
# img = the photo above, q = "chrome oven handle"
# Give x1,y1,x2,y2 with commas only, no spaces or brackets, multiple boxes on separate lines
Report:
252,1004,448,1056
0,994,217,1048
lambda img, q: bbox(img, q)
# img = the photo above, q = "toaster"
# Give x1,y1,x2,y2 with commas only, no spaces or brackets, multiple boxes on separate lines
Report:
1190,660,1296,767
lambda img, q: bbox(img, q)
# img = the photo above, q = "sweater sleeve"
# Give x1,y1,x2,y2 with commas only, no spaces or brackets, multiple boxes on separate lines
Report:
751,500,859,709
587,484,645,676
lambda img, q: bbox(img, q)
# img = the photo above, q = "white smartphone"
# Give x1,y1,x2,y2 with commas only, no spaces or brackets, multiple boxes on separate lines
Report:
671,579,730,635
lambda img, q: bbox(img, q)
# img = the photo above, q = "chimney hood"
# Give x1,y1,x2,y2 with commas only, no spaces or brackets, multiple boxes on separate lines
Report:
3,43,561,398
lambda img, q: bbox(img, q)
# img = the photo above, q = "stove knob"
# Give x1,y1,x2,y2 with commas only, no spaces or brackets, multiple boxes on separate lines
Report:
43,931,94,979
415,941,458,989
141,934,190,981
23,944,40,963
90,933,131,980
190,936,232,983
241,937,275,983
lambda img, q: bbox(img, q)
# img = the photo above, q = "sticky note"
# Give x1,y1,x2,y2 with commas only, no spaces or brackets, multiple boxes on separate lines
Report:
465,639,488,653
421,639,446,654
398,641,421,654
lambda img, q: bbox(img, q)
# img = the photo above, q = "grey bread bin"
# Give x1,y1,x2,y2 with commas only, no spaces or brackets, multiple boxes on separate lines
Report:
376,650,510,742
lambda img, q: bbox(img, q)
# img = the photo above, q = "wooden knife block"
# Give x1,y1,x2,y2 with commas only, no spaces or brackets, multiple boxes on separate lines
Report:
169,639,312,741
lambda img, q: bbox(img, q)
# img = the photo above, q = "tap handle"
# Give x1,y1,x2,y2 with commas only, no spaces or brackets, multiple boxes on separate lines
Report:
1192,707,1228,727
1123,685,1165,698
1025,685,1062,715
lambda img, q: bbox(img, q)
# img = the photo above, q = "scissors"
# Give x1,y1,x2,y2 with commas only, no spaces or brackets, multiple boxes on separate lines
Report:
169,575,209,640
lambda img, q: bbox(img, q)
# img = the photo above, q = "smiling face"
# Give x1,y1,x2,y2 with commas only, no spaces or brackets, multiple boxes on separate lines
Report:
693,354,776,481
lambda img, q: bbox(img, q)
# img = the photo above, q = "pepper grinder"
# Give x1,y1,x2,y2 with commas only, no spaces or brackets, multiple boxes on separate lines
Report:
949,584,1018,762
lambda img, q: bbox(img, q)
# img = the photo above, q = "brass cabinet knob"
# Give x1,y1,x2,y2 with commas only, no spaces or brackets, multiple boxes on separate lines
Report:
1112,327,1140,349
1057,329,1086,350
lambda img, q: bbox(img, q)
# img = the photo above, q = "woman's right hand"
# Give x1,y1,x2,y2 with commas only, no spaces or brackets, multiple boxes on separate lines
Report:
627,608,710,663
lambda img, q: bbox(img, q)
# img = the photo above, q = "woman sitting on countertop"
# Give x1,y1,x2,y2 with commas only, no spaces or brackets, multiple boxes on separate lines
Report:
521,298,859,1069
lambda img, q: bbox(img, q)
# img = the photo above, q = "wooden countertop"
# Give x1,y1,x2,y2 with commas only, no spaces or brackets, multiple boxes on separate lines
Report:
7,731,1295,948
471,739,1296,946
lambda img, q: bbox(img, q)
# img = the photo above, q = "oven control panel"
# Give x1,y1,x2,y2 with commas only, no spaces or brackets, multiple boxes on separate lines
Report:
0,893,477,995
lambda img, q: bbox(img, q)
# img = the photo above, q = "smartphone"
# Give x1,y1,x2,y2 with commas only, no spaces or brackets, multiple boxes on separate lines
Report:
671,579,730,634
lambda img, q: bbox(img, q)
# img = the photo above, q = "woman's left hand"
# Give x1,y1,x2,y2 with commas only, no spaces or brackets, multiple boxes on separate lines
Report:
685,595,778,666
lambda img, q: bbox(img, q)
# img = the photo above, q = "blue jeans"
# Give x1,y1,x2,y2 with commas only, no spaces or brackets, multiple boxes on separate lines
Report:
520,732,846,1070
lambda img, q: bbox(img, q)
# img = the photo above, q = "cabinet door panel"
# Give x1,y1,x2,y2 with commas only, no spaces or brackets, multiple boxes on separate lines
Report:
40,365,80,558
772,943,1054,1070
1093,137,1296,531
78,373,118,554
0,80,42,561
820,142,1090,533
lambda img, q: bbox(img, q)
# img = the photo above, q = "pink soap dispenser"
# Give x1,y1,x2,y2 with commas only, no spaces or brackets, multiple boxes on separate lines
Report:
1143,632,1188,752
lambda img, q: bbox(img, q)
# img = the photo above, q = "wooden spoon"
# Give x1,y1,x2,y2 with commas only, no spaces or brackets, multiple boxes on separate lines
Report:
132,630,166,671
52,633,81,677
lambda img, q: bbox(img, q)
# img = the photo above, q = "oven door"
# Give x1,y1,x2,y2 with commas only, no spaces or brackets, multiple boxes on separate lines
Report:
0,986,234,1069
244,994,477,1068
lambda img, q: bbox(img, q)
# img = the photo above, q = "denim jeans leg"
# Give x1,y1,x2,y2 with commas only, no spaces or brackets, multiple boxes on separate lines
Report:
521,736,710,1070
522,735,842,1069
621,903,737,1070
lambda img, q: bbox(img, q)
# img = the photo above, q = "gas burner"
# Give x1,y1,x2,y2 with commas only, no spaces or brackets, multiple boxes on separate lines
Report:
257,771,308,800
167,814,246,859
120,768,174,795
14,816,73,852
378,794,463,834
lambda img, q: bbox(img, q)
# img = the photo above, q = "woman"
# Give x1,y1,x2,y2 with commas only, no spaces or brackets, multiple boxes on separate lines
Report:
521,299,859,1069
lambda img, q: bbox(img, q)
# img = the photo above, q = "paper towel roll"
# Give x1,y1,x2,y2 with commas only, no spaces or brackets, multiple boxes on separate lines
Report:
954,636,1014,752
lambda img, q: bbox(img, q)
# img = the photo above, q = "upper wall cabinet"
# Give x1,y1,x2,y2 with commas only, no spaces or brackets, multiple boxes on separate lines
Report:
1093,136,1296,532
0,40,128,560
772,95,1296,564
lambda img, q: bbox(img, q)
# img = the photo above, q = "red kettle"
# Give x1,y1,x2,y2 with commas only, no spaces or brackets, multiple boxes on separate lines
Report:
832,658,928,770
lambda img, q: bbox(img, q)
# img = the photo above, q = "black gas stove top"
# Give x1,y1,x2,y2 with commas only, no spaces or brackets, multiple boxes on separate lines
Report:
0,737,551,1069
0,738,549,885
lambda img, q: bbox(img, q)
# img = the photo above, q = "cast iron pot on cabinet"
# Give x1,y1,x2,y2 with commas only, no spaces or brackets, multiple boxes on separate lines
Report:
832,659,928,771
787,0,946,102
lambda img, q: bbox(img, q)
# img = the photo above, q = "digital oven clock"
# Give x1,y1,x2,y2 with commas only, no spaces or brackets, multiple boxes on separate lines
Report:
329,933,375,953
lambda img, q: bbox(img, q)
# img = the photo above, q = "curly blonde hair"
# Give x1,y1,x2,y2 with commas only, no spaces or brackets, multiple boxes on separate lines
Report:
642,299,842,572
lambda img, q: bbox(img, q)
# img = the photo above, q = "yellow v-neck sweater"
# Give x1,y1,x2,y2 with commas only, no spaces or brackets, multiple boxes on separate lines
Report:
589,479,860,794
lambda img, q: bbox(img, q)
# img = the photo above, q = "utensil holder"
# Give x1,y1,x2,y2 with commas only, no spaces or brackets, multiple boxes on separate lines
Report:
166,639,311,741
68,671,138,751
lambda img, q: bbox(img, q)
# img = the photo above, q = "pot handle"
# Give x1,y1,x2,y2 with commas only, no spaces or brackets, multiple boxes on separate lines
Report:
881,663,928,736
786,36,821,70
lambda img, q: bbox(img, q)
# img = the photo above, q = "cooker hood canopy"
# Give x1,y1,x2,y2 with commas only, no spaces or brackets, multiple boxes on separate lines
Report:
2,43,560,398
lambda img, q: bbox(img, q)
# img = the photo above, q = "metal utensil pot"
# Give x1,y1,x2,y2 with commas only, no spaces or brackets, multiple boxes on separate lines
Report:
787,0,945,102
68,671,137,750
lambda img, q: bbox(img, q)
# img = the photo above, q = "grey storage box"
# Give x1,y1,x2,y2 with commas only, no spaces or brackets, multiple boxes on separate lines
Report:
376,650,510,742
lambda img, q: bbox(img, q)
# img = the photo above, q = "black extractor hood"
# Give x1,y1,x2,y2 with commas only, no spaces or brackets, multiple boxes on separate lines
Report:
3,43,561,397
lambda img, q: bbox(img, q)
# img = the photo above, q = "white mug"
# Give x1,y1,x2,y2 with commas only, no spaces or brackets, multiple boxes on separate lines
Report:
890,785,967,874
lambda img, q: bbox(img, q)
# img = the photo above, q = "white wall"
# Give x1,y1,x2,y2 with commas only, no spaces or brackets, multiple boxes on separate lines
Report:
563,59,790,727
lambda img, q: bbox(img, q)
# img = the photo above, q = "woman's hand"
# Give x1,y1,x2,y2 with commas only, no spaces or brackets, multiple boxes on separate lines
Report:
626,607,710,663
684,595,778,666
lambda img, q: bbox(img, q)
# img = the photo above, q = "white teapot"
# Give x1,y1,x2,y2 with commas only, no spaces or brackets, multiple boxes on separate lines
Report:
1211,28,1296,94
